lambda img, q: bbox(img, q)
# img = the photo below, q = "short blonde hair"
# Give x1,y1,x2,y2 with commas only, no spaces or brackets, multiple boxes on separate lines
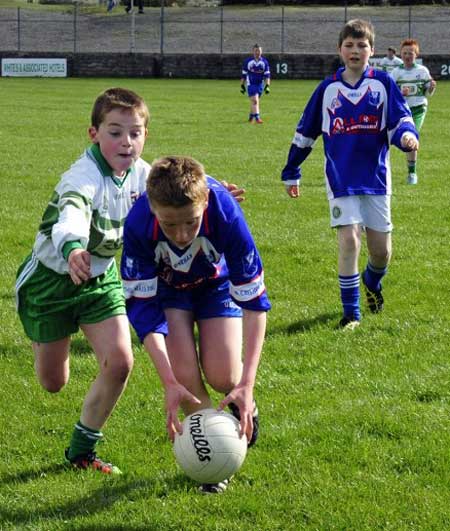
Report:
91,87,150,129
147,156,208,208
338,19,375,49
400,38,420,55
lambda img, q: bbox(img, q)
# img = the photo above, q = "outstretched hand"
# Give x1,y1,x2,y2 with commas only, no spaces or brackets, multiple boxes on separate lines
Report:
218,385,254,444
165,383,201,442
285,183,300,198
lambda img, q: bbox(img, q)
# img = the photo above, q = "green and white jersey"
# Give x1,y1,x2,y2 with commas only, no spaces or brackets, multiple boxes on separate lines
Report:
380,55,403,73
390,63,433,108
32,144,150,277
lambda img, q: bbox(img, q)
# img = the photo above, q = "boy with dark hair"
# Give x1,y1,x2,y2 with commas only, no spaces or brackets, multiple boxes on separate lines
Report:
240,44,271,124
281,19,419,329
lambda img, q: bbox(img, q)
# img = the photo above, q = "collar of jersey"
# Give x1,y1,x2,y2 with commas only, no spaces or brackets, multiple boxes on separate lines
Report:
88,143,132,186
337,65,372,88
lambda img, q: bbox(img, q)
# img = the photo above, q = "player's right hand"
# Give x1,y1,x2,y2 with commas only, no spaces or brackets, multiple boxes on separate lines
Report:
67,248,91,285
285,184,300,198
240,84,246,95
165,382,201,442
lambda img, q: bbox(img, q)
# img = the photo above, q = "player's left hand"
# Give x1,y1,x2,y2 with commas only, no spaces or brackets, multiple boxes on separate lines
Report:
221,180,245,202
218,385,254,444
264,85,270,95
401,133,419,152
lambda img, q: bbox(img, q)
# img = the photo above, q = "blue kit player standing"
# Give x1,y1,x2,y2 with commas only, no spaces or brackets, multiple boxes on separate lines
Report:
281,19,419,330
121,156,270,494
240,44,271,124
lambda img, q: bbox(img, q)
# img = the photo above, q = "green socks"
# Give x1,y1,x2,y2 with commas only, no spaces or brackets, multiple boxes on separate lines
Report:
408,161,417,174
67,421,103,460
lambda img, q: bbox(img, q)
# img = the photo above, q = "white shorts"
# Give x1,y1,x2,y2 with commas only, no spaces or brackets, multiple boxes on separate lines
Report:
329,195,392,232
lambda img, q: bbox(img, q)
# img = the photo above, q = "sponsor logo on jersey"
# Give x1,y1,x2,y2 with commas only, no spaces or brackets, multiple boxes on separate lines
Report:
331,114,379,135
123,278,157,299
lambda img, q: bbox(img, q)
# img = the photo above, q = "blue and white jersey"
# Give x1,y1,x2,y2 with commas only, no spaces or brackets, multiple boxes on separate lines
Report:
281,67,418,198
242,56,270,87
121,177,271,341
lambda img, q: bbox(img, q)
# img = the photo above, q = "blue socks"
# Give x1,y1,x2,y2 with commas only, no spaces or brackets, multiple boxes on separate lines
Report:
339,273,361,320
363,262,387,292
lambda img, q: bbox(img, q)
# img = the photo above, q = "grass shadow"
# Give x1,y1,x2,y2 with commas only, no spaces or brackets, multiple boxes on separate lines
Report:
0,460,198,529
0,463,195,528
267,312,338,336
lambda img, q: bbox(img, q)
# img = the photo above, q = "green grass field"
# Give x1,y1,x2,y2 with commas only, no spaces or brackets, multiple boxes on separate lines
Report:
1,77,450,530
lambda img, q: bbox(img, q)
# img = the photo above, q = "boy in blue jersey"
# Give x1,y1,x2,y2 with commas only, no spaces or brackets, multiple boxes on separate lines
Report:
240,44,271,124
121,155,270,493
281,19,419,330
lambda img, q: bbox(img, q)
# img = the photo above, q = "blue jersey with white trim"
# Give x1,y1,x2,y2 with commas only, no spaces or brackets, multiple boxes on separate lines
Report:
121,176,271,341
281,67,418,198
242,56,270,86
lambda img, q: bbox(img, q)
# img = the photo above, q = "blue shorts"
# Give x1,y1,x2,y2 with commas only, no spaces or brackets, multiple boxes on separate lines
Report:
247,84,263,97
159,279,242,320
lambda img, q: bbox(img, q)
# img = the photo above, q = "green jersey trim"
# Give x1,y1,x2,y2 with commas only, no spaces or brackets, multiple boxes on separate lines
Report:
88,144,132,188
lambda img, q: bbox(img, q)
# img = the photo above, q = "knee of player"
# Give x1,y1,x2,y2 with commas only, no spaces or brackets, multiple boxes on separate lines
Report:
206,372,239,394
102,350,134,383
39,373,68,393
339,232,361,254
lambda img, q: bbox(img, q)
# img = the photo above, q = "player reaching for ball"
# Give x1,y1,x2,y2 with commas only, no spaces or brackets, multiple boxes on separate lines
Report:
121,155,271,494
281,19,419,330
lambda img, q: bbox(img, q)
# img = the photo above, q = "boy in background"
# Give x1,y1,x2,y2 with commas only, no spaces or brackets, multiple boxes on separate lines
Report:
121,155,270,493
391,38,436,185
380,46,403,73
281,20,418,330
240,44,271,124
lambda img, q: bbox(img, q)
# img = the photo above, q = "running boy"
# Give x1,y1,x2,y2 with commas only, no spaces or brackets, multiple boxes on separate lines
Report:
240,44,271,124
15,88,150,473
121,155,271,493
391,38,436,185
379,46,403,74
281,19,419,330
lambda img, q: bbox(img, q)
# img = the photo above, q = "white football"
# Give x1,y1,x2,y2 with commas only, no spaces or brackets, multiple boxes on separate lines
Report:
173,408,247,484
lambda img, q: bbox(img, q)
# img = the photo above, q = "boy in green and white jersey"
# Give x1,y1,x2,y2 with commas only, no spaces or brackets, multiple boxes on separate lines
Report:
391,39,436,185
15,88,150,474
380,46,403,73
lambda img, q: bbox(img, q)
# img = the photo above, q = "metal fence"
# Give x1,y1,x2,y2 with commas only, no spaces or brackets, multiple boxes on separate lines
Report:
1,4,449,55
